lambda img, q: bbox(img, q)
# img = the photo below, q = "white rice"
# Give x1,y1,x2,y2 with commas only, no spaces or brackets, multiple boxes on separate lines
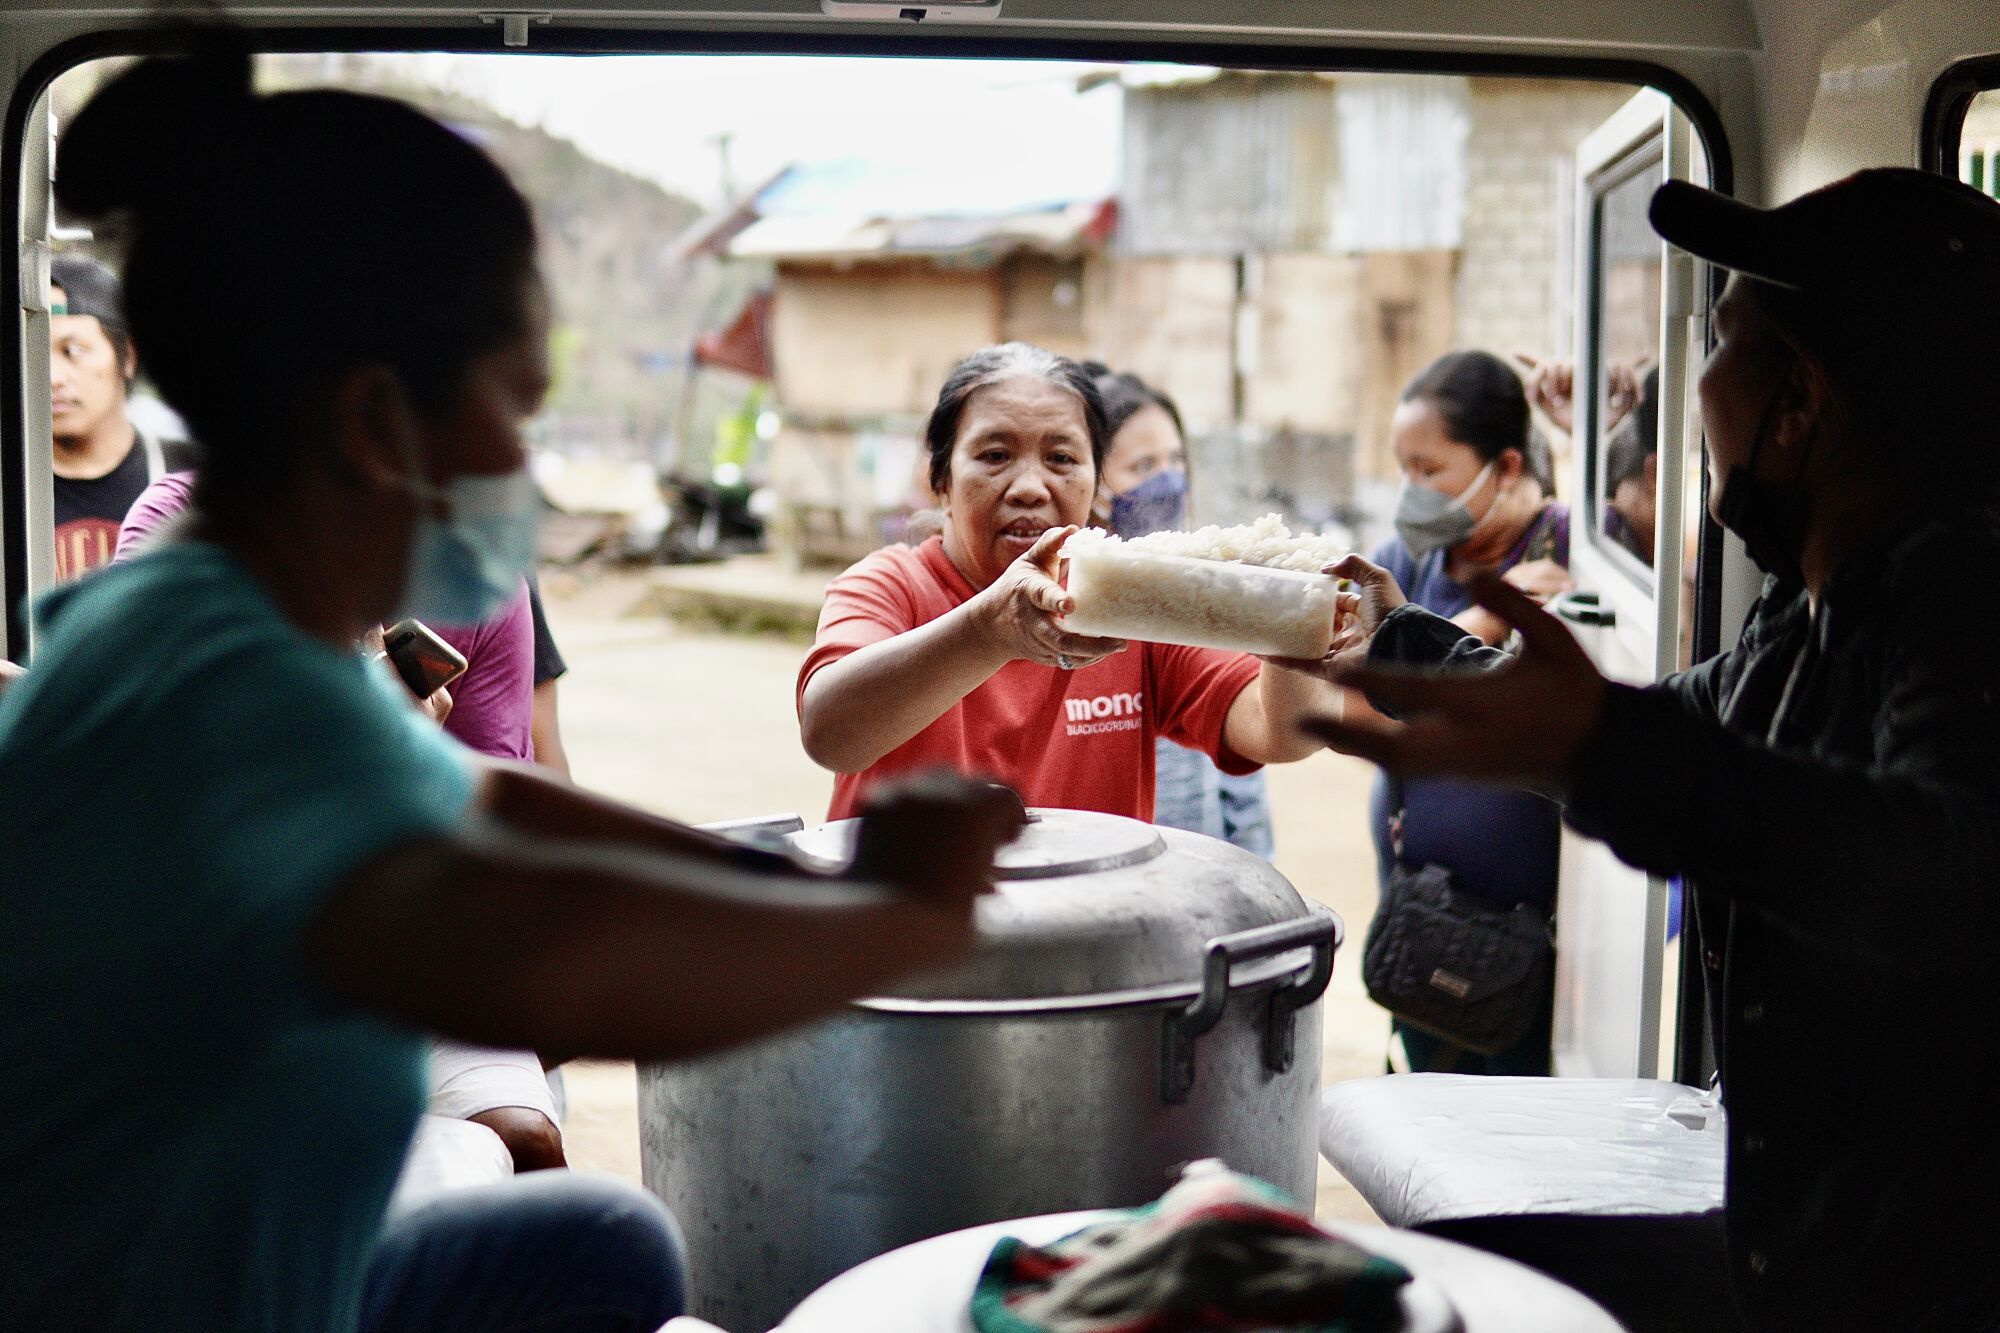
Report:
1059,517,1345,659
1061,515,1349,573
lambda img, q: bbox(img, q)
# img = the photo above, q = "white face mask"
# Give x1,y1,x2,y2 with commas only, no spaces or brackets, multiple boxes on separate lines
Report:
1392,460,1495,560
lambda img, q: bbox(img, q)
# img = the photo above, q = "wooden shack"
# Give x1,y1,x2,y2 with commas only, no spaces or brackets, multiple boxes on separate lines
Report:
726,177,1115,565
1105,70,1631,532
727,71,1638,564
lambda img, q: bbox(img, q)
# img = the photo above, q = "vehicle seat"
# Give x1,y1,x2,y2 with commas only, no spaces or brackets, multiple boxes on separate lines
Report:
1319,1074,1726,1228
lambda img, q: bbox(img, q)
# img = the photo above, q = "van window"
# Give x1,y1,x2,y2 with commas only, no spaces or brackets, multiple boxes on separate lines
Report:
34,48,1693,1205
1955,88,2000,195
1588,152,1664,578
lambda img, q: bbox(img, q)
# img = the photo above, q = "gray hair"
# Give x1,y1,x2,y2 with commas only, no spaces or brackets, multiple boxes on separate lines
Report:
923,342,1109,493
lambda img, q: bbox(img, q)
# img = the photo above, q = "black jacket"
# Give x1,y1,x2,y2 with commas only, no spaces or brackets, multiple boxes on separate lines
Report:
1370,509,2000,1333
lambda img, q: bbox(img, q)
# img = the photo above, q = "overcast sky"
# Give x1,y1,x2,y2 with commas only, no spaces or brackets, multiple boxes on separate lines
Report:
394,54,1126,208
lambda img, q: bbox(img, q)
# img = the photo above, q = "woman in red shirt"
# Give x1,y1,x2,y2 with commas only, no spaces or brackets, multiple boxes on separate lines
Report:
798,342,1342,820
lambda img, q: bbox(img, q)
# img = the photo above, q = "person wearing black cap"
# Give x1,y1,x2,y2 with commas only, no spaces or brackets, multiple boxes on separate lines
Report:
1305,168,2000,1333
48,253,195,580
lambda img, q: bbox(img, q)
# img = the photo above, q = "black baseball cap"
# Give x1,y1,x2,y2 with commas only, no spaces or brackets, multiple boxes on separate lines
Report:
1648,168,2000,330
49,253,127,333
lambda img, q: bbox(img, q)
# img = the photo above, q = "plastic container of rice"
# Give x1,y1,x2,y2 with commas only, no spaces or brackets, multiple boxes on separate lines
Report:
1060,517,1346,660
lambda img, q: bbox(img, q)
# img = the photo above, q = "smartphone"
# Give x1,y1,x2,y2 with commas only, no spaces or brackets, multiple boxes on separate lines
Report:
380,619,469,699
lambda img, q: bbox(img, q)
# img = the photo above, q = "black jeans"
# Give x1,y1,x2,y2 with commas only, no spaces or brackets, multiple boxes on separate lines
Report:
1419,1211,1751,1333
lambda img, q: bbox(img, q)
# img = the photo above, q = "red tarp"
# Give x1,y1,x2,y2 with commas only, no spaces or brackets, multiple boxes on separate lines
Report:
694,288,773,381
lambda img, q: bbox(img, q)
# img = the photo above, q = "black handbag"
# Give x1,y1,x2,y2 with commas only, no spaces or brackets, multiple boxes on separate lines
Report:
1361,860,1554,1057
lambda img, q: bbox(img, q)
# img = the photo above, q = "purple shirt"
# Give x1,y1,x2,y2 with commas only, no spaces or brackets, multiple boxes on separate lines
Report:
109,466,536,762
114,469,198,562
434,585,536,762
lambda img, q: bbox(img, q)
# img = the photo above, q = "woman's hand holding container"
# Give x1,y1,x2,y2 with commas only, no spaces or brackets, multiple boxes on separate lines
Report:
1058,517,1349,661
969,525,1128,671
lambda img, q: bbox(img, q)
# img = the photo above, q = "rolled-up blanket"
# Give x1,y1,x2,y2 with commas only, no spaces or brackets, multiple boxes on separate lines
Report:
971,1160,1410,1333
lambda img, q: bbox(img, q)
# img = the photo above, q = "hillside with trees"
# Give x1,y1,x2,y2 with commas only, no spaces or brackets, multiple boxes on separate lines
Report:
52,52,766,475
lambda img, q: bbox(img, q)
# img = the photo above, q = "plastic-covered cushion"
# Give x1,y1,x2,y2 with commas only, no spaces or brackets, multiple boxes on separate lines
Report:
1319,1075,1726,1228
385,1115,514,1216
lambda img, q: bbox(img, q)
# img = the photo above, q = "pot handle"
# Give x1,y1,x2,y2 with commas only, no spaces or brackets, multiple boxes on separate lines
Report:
1160,911,1340,1105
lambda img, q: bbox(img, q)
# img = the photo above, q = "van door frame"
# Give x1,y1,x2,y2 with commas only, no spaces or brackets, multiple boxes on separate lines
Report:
1,37,1734,1077
0,26,1734,658
1923,55,2000,172
1548,89,1701,1079
0,27,1738,1073
3,89,53,657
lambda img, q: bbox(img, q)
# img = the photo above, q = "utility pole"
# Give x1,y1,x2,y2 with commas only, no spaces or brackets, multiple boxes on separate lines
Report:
708,130,737,203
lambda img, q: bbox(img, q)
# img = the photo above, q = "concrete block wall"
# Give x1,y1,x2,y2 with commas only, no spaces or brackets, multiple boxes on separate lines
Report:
1457,79,1636,365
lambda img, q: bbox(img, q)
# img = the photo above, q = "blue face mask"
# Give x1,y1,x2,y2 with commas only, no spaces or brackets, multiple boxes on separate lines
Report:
1109,468,1189,538
395,468,541,625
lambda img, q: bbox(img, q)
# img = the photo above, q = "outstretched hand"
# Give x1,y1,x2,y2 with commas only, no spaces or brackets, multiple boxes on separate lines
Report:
1514,352,1576,433
975,525,1127,671
1261,553,1407,683
1327,554,1407,645
1518,351,1644,436
848,771,1026,905
1299,571,1609,784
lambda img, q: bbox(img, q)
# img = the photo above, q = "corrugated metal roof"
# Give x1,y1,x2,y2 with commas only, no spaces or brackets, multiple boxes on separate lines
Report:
1116,71,1340,255
753,154,1109,222
721,153,1115,261
1331,74,1469,252
728,198,1115,261
1115,69,1472,256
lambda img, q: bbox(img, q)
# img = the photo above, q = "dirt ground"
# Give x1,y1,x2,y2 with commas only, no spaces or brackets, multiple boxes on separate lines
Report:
538,565,1389,1224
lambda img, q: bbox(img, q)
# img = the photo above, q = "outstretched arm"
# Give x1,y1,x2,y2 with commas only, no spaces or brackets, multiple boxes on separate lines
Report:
305,772,1023,1061
800,527,1123,772
1303,572,2000,974
1221,661,1350,764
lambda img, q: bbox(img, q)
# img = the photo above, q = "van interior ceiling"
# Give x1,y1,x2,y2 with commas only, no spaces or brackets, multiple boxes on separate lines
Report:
6,0,2000,1326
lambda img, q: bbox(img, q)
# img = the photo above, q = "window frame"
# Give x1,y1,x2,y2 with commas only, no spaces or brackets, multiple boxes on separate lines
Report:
1578,130,1670,594
1924,53,2000,175
3,25,1733,654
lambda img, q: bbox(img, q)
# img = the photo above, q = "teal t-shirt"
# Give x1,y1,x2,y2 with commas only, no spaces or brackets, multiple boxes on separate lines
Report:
0,543,477,1331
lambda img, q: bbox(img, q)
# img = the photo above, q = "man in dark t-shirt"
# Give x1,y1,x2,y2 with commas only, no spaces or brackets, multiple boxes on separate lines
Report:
49,255,191,580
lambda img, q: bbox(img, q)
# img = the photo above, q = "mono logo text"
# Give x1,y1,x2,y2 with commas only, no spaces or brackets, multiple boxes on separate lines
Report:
1065,692,1143,722
1064,691,1145,737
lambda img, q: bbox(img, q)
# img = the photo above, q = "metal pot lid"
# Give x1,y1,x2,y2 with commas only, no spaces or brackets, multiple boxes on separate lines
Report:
786,807,1168,880
786,809,1314,1002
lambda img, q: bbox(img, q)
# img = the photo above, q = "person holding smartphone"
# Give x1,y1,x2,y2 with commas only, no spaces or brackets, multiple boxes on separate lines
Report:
120,471,574,1177
400,597,577,1176
0,33,1020,1333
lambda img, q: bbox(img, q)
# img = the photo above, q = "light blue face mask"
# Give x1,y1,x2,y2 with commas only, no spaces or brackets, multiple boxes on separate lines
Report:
1393,460,1494,560
395,467,541,626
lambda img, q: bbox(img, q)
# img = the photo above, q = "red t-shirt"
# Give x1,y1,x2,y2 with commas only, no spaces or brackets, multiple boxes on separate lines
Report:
798,537,1263,821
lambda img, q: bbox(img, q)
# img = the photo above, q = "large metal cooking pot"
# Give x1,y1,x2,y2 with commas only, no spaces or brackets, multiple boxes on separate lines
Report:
638,809,1340,1332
